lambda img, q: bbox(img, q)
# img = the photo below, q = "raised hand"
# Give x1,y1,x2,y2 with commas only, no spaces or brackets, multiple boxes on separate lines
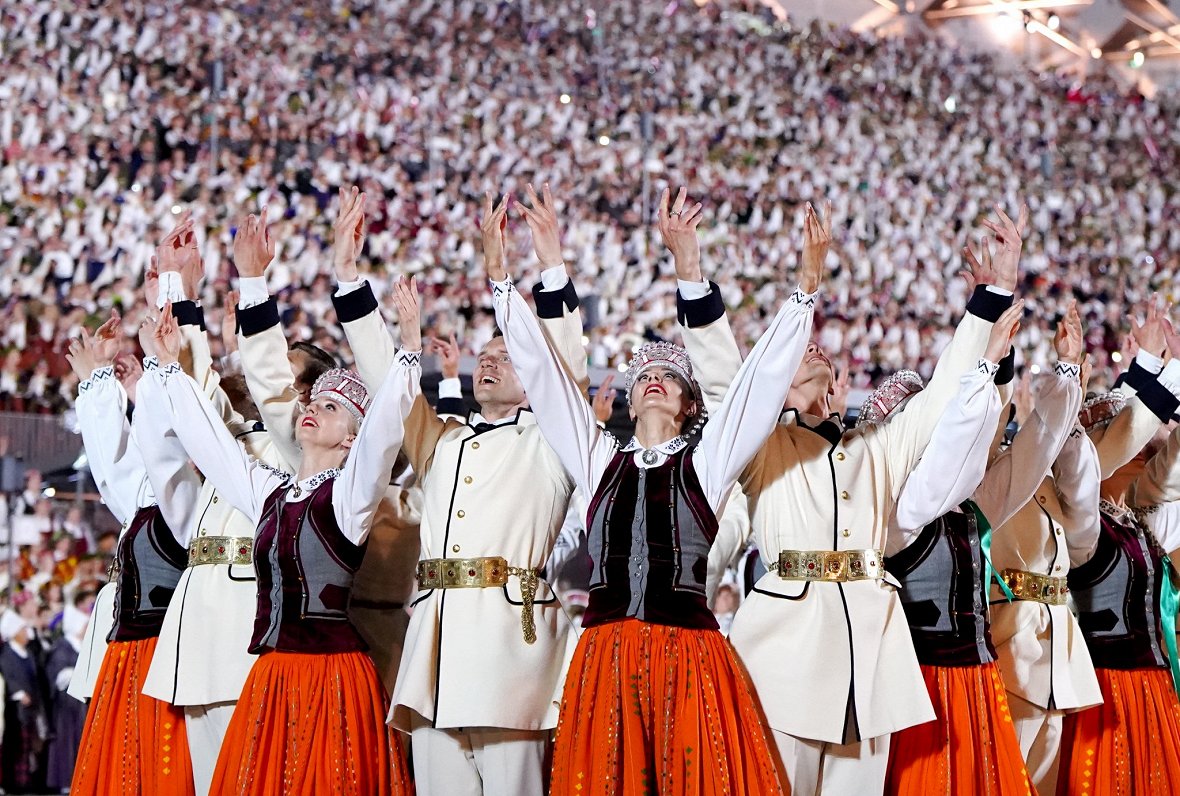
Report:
1163,318,1180,362
222,290,239,355
392,276,421,352
1129,294,1168,358
1053,300,1084,364
517,183,564,268
430,333,460,380
332,186,366,282
1080,354,1093,396
144,256,160,308
800,201,832,295
480,192,511,282
592,374,617,425
1013,372,1035,427
959,240,992,294
232,208,276,279
114,352,144,402
92,310,123,364
977,204,1028,292
154,303,182,365
656,186,705,282
138,316,158,359
984,299,1025,364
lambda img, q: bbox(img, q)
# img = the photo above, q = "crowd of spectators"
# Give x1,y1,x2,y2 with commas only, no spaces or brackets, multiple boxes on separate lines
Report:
0,0,1176,415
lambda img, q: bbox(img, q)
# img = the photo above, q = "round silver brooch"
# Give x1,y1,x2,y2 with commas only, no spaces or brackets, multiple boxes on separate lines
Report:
641,449,659,466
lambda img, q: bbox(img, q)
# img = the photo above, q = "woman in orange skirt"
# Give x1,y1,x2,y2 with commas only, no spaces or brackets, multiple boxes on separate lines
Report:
490,194,821,794
150,290,419,795
875,307,1078,794
67,325,202,796
1056,391,1180,796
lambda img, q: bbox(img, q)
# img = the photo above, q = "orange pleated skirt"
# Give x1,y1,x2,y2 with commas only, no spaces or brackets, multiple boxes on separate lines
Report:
885,662,1033,796
550,618,786,795
1056,667,1180,795
209,650,412,795
71,636,195,796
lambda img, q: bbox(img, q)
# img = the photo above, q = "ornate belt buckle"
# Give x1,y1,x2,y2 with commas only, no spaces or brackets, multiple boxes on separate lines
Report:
848,553,866,579
823,551,845,580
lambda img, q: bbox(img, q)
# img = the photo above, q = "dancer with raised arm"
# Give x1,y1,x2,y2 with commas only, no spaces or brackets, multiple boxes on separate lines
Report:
143,278,422,795
491,192,822,795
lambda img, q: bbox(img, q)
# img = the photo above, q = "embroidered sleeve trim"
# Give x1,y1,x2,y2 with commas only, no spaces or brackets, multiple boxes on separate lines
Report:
977,358,1001,377
79,365,115,393
490,278,515,303
142,356,159,371
395,349,422,368
1054,361,1082,380
787,288,818,309
159,361,183,378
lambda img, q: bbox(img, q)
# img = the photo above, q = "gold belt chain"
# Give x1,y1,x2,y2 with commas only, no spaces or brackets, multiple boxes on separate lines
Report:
416,556,541,644
1000,569,1069,605
187,536,254,567
772,548,885,582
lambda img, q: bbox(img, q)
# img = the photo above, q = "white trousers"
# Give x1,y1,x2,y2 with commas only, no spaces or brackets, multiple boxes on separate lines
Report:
183,702,237,796
773,730,890,796
409,720,550,796
1008,693,1064,795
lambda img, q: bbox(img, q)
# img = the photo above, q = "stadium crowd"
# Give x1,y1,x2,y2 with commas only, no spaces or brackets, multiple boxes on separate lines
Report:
0,0,1177,412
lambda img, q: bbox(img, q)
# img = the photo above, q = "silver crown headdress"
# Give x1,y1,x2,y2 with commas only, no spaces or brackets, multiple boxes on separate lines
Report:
1079,392,1126,432
857,370,925,426
310,368,370,424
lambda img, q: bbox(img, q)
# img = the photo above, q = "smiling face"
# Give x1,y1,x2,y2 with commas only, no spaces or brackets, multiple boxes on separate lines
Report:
295,396,358,451
473,337,526,408
628,366,697,422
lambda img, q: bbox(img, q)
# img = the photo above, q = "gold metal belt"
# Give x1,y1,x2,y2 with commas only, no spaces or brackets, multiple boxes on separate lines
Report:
1001,569,1069,605
772,549,885,582
188,536,254,567
416,556,542,644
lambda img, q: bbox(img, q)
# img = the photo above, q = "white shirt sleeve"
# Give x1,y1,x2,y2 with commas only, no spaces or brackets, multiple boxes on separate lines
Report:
538,265,569,292
1144,502,1180,555
237,276,270,308
696,287,816,511
889,361,1002,553
492,278,613,497
335,278,366,296
156,271,187,307
973,363,1084,530
1053,427,1103,565
131,364,206,544
676,279,711,301
74,367,151,523
152,362,283,524
437,378,462,400
331,350,422,545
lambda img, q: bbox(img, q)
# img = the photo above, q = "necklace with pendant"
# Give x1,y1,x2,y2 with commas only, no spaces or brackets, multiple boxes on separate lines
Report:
641,449,659,466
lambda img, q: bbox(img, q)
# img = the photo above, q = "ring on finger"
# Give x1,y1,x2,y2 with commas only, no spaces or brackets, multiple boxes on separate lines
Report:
669,210,682,217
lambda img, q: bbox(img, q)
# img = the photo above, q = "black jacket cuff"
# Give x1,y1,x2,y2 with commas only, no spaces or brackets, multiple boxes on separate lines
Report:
676,281,725,329
435,397,466,417
332,283,379,324
237,298,280,337
171,300,205,330
966,286,1013,323
1116,359,1155,395
531,279,579,320
994,347,1016,386
1136,376,1180,423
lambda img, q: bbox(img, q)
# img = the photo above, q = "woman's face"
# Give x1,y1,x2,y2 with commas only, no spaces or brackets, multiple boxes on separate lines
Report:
630,367,695,421
295,397,357,452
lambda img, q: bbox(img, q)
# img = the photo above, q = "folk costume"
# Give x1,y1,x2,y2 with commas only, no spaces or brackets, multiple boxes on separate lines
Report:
988,351,1180,792
680,279,1012,795
336,268,584,796
45,607,87,791
1054,388,1180,795
152,358,417,796
237,277,423,693
70,363,200,796
881,358,1084,795
137,291,280,795
494,274,818,795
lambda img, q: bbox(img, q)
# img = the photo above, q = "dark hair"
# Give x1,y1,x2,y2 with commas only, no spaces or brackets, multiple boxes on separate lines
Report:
220,374,262,423
291,342,337,386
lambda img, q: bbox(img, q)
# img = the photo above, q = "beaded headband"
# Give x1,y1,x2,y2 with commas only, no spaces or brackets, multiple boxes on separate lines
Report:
623,342,699,403
310,368,370,425
857,370,925,426
1079,392,1126,432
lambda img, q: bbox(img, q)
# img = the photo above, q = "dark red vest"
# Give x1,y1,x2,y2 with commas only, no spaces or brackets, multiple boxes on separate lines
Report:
251,479,368,654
